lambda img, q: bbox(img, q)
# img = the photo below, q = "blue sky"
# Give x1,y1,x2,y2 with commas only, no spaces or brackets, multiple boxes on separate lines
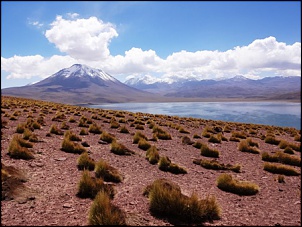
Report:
1,1,301,88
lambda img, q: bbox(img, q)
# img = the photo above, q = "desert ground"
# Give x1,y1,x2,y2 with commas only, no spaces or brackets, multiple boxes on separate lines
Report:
1,95,301,226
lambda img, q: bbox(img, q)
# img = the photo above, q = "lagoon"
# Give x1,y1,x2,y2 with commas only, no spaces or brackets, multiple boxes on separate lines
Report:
88,102,301,130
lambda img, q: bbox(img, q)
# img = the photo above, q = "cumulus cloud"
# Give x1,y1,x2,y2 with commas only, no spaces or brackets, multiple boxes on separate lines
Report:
1,14,301,84
44,15,118,61
1,55,77,79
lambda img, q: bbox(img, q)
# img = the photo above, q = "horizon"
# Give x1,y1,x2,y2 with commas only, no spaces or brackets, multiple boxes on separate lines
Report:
3,63,301,89
1,1,301,88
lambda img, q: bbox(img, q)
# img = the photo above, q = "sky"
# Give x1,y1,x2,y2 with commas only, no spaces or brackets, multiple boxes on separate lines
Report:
1,1,301,88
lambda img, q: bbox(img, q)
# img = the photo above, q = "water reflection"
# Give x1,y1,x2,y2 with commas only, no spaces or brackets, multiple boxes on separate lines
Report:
89,102,301,129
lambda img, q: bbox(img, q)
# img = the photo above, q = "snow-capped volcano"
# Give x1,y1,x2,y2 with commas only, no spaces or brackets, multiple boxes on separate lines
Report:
32,64,121,89
49,64,117,82
1,64,159,104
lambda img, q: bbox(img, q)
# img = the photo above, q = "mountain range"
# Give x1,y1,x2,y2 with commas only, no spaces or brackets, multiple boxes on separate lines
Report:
2,64,301,104
124,75,301,100
1,64,164,104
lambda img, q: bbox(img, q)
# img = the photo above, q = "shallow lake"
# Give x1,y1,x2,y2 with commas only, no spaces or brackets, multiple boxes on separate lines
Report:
88,102,301,130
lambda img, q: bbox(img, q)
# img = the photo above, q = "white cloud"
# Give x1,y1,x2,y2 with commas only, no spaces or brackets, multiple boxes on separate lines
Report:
102,47,164,75
28,20,44,28
44,15,118,61
1,55,77,79
1,14,301,85
67,13,79,19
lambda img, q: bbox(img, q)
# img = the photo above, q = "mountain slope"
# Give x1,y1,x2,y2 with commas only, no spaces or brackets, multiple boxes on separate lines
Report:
125,75,301,100
1,64,162,104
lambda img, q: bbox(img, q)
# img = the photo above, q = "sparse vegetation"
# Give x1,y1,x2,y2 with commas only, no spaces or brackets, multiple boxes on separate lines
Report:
77,152,96,171
200,143,220,158
110,140,135,155
8,135,34,160
77,170,115,199
158,156,187,174
144,178,221,224
263,162,300,176
88,190,126,225
238,139,260,154
193,158,241,173
95,159,123,183
146,145,160,164
216,173,259,195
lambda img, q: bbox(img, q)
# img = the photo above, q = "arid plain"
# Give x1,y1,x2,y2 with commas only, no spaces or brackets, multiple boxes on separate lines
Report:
1,95,301,226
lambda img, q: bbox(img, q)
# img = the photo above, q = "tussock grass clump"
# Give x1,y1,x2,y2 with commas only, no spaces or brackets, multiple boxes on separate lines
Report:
79,128,88,135
229,136,241,142
216,173,259,196
110,120,120,129
158,156,187,174
193,158,241,173
201,127,212,138
100,131,116,143
110,141,134,156
283,146,295,154
133,131,148,144
264,135,280,145
77,170,115,199
200,143,220,158
16,123,26,133
65,130,82,141
88,123,102,134
238,140,260,154
231,131,247,139
68,116,76,123
263,162,300,176
119,125,129,133
152,126,172,140
135,124,144,130
8,135,34,160
50,124,64,135
208,134,221,143
61,137,86,154
192,141,203,149
262,151,301,167
294,134,300,142
146,146,160,164
88,190,126,225
23,128,33,140
60,121,70,130
138,138,152,151
178,126,190,134
95,159,123,183
246,138,259,147
193,133,201,139
144,178,221,224
77,152,96,171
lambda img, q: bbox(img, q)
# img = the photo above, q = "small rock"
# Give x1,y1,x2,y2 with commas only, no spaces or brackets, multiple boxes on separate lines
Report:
28,196,35,200
35,162,44,167
63,203,72,208
294,201,300,205
98,140,108,145
54,157,67,161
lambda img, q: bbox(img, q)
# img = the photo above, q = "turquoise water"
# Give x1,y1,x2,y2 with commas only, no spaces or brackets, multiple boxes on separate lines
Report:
88,102,301,130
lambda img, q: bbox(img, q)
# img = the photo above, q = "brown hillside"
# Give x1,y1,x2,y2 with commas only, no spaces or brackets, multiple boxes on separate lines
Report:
1,95,301,226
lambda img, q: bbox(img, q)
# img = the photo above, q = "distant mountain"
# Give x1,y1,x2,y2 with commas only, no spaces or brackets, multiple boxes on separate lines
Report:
2,65,300,104
1,64,162,104
125,75,301,100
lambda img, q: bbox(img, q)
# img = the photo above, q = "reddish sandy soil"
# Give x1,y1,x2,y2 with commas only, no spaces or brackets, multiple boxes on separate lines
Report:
1,96,301,226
